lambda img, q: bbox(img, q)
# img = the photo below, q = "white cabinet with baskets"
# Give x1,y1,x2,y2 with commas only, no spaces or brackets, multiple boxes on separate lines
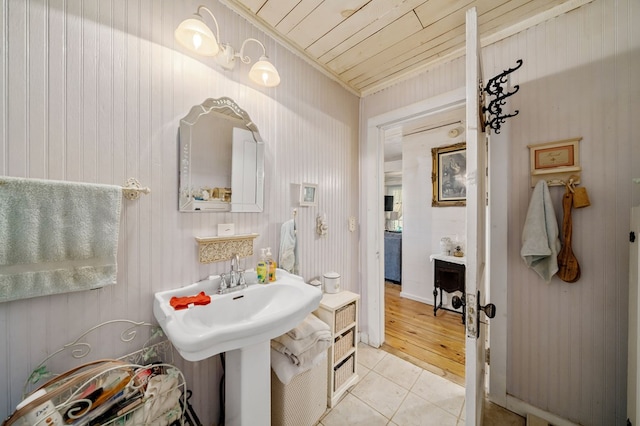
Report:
314,291,360,407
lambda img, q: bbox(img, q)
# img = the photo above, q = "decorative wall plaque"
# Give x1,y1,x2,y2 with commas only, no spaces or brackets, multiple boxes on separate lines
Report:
195,233,258,264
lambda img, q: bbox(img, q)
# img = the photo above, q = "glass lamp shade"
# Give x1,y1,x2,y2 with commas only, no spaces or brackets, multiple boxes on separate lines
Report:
248,57,281,87
174,16,219,56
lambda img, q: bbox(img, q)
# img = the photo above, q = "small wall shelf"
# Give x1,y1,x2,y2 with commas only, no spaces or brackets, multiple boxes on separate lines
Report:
195,233,259,263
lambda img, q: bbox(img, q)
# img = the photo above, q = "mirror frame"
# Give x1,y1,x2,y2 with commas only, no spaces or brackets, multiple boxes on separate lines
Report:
179,97,265,212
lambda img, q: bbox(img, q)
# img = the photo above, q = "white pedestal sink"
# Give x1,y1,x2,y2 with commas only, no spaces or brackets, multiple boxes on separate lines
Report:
153,269,322,426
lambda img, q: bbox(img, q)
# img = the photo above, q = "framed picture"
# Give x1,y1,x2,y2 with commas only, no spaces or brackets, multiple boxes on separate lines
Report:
528,137,582,187
529,138,581,174
299,183,318,207
432,142,466,207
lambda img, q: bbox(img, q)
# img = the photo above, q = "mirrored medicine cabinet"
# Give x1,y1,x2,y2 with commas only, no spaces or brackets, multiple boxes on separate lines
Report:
178,97,265,213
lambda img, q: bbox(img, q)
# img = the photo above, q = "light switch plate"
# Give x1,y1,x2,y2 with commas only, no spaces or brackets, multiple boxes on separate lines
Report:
348,217,356,232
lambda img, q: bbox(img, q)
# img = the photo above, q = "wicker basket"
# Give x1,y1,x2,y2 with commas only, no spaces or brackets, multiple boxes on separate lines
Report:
333,328,355,363
333,354,355,391
271,353,328,426
335,302,356,331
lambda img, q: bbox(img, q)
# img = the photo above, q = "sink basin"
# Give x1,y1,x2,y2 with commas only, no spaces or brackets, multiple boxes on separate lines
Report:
153,269,322,361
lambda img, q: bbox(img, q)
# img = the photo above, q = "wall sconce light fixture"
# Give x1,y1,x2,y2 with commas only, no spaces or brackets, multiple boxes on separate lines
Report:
175,5,281,88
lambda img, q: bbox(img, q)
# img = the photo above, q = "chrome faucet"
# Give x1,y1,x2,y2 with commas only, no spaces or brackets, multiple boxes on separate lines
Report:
230,253,240,287
231,253,240,273
218,253,246,294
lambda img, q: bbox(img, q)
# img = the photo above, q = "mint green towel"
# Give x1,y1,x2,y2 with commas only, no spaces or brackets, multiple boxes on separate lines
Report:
0,176,122,302
521,180,561,282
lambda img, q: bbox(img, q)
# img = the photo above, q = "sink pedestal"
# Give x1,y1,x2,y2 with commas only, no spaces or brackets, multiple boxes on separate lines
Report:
225,340,271,426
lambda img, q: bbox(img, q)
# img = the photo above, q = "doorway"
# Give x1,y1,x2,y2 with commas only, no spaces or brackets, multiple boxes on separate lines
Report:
381,106,467,384
361,86,508,406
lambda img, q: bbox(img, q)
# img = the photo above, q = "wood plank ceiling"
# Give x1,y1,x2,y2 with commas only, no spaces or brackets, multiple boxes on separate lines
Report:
221,0,584,96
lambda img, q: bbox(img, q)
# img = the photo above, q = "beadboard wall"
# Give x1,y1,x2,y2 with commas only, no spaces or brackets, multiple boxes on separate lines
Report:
0,0,359,422
361,0,639,424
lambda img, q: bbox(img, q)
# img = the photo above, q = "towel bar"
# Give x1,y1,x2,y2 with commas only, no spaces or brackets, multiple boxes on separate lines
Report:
122,177,151,200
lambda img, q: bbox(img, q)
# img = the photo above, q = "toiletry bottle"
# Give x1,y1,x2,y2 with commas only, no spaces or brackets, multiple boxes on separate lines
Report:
257,249,267,284
266,247,277,282
16,389,64,426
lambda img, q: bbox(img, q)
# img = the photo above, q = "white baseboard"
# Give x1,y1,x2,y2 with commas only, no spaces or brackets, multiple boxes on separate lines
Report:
359,332,371,346
506,395,580,426
399,291,464,314
399,291,433,305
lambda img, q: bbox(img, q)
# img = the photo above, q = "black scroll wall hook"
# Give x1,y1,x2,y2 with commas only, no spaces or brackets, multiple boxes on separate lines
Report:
482,59,523,134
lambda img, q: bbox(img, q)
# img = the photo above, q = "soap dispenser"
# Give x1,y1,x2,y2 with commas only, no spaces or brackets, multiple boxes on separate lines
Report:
257,249,267,284
266,247,277,282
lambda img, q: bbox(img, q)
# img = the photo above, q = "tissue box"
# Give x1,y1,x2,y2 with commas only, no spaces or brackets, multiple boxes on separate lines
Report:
218,223,235,236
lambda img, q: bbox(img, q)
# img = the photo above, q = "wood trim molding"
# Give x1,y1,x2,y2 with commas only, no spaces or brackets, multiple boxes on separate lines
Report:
195,233,259,264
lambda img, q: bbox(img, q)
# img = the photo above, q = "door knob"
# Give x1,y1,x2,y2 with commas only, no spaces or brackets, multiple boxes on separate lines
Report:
473,293,497,337
452,295,464,310
480,302,496,319
454,291,497,338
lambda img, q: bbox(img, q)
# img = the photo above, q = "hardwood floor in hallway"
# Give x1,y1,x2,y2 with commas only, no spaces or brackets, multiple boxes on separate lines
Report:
383,282,466,386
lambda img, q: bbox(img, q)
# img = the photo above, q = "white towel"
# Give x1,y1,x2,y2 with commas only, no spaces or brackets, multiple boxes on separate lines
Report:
0,176,122,302
270,348,327,385
271,313,331,366
521,180,561,282
287,313,330,340
272,328,332,357
271,337,331,367
279,219,298,274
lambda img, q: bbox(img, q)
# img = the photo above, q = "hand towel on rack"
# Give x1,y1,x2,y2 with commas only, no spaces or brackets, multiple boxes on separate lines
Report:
0,176,123,302
521,180,561,282
279,218,298,274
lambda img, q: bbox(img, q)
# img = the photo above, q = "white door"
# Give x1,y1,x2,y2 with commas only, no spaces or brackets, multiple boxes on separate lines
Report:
464,7,490,425
628,206,640,423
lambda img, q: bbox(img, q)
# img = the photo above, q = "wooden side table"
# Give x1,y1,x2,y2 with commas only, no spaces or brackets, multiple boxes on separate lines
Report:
433,258,466,323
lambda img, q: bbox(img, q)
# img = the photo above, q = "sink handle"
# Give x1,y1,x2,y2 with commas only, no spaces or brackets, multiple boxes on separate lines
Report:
221,273,228,287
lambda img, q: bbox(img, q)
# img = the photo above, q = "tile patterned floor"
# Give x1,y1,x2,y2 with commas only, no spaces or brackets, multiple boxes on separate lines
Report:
317,343,524,426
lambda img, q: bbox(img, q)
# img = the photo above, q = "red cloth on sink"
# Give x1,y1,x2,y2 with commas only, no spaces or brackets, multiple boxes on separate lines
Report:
169,291,211,310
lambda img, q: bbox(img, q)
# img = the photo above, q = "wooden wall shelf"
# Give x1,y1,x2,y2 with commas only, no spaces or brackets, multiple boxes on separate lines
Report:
195,233,258,264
